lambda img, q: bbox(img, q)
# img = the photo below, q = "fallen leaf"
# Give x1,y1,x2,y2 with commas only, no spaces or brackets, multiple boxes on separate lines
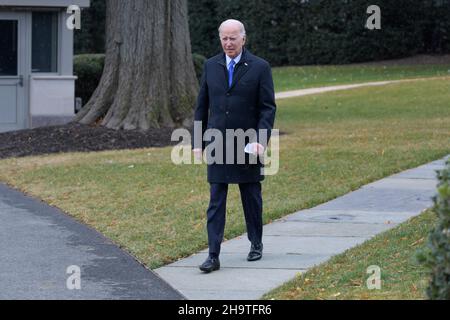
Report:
331,292,341,298
350,279,362,287
410,237,425,247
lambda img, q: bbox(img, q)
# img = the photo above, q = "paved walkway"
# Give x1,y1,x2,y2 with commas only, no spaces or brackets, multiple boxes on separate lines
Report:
155,155,449,300
0,183,184,300
275,77,450,100
0,156,447,300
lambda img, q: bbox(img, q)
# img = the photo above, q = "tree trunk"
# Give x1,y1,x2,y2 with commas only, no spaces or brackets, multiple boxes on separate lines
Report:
75,0,199,130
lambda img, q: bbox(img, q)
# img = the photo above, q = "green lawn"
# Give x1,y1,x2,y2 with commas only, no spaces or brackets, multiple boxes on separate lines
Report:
263,210,436,300
0,79,449,270
273,64,450,92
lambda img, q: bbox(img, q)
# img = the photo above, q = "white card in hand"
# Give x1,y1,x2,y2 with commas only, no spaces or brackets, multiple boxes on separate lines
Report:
244,143,256,154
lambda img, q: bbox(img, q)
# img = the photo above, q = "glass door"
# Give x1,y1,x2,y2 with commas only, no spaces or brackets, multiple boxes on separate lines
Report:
0,12,27,132
0,19,18,76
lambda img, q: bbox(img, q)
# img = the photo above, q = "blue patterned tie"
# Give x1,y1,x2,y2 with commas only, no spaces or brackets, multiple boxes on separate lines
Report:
228,60,236,88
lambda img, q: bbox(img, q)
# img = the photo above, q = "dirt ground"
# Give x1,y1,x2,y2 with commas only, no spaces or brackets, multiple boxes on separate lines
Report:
0,122,179,159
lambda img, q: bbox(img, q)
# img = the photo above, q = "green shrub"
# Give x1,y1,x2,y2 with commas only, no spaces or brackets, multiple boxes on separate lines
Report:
77,1,450,66
192,53,207,82
417,159,450,300
189,0,450,66
188,0,221,58
73,54,105,106
74,0,106,54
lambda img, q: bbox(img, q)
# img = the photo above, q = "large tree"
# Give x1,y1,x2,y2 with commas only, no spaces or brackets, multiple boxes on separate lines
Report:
75,0,198,130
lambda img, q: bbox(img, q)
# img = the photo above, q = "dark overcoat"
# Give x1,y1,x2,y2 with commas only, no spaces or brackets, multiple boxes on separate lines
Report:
193,49,277,184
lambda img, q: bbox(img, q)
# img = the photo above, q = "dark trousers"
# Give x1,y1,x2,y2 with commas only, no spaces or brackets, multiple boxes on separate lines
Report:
206,182,263,258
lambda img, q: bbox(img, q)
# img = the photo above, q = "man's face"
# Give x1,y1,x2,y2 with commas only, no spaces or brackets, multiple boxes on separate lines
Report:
220,25,246,59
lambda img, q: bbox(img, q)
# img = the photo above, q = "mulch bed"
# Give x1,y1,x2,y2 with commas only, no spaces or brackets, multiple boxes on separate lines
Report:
0,122,180,160
0,123,288,160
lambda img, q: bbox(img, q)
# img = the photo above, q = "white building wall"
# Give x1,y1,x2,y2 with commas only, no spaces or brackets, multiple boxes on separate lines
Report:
29,76,77,127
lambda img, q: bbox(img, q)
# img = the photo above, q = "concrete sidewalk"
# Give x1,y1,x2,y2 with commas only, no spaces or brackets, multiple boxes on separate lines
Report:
155,155,449,300
0,183,184,300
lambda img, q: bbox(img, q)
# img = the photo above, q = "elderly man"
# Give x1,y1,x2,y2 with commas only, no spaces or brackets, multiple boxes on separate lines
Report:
193,19,276,273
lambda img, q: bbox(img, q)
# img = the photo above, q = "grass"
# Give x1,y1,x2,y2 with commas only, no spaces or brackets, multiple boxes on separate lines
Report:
0,79,449,270
272,64,450,92
263,210,437,300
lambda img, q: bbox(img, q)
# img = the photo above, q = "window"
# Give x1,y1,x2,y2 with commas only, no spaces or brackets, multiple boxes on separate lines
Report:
32,12,58,73
0,20,18,76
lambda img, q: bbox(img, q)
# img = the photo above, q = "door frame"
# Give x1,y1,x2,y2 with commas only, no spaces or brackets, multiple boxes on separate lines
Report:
0,11,30,132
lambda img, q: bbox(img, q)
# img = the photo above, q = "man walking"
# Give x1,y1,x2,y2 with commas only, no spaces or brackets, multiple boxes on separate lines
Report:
193,19,276,273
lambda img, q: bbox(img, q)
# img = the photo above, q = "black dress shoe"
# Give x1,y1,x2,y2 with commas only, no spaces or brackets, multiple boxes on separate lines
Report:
247,243,263,261
199,256,220,273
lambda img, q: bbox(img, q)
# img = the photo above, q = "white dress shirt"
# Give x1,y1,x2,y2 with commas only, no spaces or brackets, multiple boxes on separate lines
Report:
226,52,242,69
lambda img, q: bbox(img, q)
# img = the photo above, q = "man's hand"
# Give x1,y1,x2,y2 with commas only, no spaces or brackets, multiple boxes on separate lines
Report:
253,143,265,155
193,148,203,161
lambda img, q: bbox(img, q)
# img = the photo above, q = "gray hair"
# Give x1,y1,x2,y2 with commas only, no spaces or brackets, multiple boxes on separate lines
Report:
218,19,246,37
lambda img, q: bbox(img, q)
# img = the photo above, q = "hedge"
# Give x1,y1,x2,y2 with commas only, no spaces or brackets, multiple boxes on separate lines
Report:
76,0,450,66
73,54,105,106
189,0,450,66
417,159,450,300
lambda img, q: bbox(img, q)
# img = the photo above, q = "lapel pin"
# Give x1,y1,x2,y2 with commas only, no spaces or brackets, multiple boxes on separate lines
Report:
245,63,248,66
